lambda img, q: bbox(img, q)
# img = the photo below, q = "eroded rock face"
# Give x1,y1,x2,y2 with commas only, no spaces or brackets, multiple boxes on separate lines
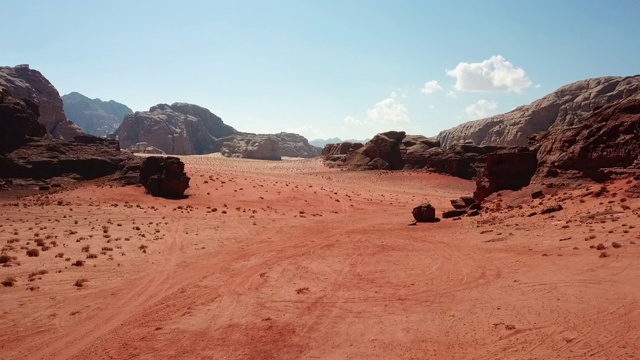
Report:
218,135,281,160
116,103,238,155
0,65,85,140
271,132,322,158
62,92,132,136
473,147,538,202
140,156,190,198
437,76,640,148
0,137,139,183
531,92,640,182
0,88,47,154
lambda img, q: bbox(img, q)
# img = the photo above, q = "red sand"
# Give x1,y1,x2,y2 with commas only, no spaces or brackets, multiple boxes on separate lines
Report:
1,155,639,359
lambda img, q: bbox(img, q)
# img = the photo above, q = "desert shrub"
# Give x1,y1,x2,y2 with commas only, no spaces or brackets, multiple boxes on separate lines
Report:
1,277,17,287
81,245,90,252
73,278,89,287
34,239,45,247
0,254,10,264
71,260,84,267
55,252,64,258
86,253,98,259
26,248,40,257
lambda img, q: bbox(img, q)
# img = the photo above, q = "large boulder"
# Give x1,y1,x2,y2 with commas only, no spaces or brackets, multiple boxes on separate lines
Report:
116,103,238,155
437,75,640,148
271,132,322,158
412,203,437,222
62,92,132,136
0,64,85,140
140,156,190,198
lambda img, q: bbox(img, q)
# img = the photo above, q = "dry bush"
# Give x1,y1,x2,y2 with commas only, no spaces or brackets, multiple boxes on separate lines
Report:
26,248,40,257
81,245,90,253
101,247,113,251
73,278,89,287
29,269,48,278
139,245,148,250
34,239,45,247
71,260,84,267
7,238,19,244
1,277,17,287
41,245,51,251
0,254,10,264
86,253,98,259
55,252,64,258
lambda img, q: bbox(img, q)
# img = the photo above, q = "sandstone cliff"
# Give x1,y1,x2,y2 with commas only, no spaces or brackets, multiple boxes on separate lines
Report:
0,88,47,154
115,103,238,155
437,75,640,148
62,92,132,136
531,91,640,182
0,64,85,140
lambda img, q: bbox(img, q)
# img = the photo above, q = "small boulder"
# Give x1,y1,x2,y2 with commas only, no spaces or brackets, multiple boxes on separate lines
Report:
540,204,563,214
443,209,467,219
531,189,544,199
140,156,190,198
412,203,438,222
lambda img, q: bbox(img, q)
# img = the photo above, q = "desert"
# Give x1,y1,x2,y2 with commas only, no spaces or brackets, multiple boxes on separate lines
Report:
1,152,640,359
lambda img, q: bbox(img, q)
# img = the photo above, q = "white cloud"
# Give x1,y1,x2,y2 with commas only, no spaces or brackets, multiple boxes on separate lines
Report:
420,80,443,95
534,84,542,88
366,97,410,124
288,125,325,140
428,104,435,109
446,55,532,93
465,99,497,119
446,91,457,99
344,116,366,126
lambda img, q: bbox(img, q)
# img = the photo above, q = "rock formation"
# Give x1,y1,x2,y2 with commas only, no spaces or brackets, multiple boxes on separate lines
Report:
0,64,85,140
116,103,238,155
473,147,538,202
0,66,140,188
62,92,132,136
0,88,47,154
270,132,321,158
139,156,190,198
437,75,640,148
218,135,281,160
531,91,640,182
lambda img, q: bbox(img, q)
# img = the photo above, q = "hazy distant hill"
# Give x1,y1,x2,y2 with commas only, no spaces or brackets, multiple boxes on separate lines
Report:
62,92,132,136
310,137,369,147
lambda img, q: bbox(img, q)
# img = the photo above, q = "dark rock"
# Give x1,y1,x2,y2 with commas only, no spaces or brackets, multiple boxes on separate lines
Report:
412,203,438,222
450,198,467,210
531,91,640,182
468,202,482,211
473,147,538,202
0,88,47,154
596,243,606,250
531,190,544,199
442,209,467,218
540,204,563,214
611,242,622,248
467,209,480,217
62,92,132,136
140,156,190,198
625,181,640,198
0,65,85,140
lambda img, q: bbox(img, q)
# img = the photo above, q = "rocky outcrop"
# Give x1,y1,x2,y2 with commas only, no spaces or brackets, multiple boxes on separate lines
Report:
0,137,140,184
116,103,238,155
531,92,640,182
62,92,132,136
0,64,85,140
437,76,640,149
130,142,165,154
140,156,190,198
473,147,538,202
0,88,47,153
324,131,443,171
218,135,281,160
271,132,321,158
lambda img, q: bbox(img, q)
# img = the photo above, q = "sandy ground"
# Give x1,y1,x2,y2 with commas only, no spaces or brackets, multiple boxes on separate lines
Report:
1,154,639,360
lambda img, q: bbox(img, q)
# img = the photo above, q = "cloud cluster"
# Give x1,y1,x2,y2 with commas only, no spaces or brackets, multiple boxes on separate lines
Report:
446,55,531,93
420,80,442,95
465,99,497,119
366,97,409,124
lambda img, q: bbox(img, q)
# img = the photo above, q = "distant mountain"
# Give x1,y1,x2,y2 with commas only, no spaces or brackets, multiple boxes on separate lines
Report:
310,137,369,147
62,92,133,136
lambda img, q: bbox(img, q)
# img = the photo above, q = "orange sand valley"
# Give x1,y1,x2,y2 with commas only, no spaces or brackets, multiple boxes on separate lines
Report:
1,155,639,359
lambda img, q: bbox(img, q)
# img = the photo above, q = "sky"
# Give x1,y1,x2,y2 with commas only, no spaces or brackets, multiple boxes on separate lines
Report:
2,0,640,141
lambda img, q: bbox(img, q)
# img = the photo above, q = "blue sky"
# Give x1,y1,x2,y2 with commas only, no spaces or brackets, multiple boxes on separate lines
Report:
2,0,639,140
